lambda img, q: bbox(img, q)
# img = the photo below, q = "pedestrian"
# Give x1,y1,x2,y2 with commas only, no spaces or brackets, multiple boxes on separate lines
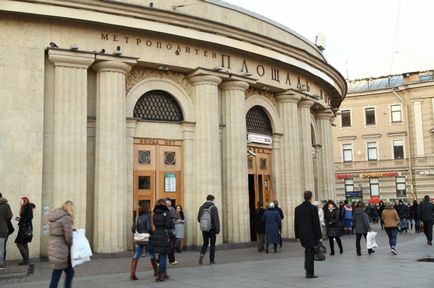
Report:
252,200,265,253
165,199,179,265
48,201,75,288
198,194,220,266
418,195,434,245
378,201,385,230
352,201,374,256
262,202,282,253
15,197,35,266
294,191,322,279
324,200,343,255
0,193,13,270
395,200,409,233
342,200,353,235
130,202,154,280
273,200,284,248
381,202,400,255
174,205,185,253
150,199,174,282
313,201,326,241
411,200,420,233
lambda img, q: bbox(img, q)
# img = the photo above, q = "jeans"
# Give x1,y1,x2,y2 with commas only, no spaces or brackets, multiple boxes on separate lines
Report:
0,238,5,266
423,221,433,242
133,244,146,259
304,247,315,276
200,229,216,262
355,233,367,254
49,264,74,288
158,254,167,274
385,227,398,248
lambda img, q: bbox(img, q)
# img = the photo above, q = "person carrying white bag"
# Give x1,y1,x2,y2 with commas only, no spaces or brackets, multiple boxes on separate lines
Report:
71,229,92,267
48,201,76,288
366,231,378,251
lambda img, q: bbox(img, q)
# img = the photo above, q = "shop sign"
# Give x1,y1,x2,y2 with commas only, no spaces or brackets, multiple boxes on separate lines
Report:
164,173,176,192
248,134,272,145
419,170,434,176
362,172,399,178
336,174,357,179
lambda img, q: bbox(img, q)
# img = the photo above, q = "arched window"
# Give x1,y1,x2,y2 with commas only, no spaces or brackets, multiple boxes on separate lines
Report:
246,106,273,135
133,90,183,122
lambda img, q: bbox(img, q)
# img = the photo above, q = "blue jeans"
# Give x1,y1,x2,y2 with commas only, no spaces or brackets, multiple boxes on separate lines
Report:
158,254,167,274
49,264,74,288
385,227,398,248
134,243,156,259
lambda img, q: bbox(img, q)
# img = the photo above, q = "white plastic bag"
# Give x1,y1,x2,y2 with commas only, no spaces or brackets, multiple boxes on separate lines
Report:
71,229,93,267
366,231,378,249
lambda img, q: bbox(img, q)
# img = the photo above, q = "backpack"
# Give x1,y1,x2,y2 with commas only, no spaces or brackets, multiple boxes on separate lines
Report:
200,205,214,232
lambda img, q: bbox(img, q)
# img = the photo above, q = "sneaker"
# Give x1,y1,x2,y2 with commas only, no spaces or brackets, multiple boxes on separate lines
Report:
0,265,6,270
170,260,178,265
209,261,216,266
391,249,398,255
198,254,204,265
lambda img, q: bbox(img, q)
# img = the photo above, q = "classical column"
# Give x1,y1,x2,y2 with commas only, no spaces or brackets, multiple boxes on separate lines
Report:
221,80,250,243
93,59,135,252
48,50,94,229
299,100,315,193
272,134,282,202
316,110,336,201
182,122,195,247
126,118,138,251
276,92,302,238
188,74,222,246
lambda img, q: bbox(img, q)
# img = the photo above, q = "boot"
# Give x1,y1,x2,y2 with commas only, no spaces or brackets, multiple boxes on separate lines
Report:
336,238,343,254
162,272,170,279
130,259,138,280
329,238,335,255
150,258,158,276
155,273,165,282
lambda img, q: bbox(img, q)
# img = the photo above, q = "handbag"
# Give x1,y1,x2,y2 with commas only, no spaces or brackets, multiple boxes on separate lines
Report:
314,241,326,261
134,231,150,245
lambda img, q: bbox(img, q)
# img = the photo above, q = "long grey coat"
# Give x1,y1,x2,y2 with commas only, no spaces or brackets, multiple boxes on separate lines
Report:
48,208,73,270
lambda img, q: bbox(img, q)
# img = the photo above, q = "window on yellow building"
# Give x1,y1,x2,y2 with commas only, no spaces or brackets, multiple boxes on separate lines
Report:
365,107,376,125
367,142,378,161
341,110,351,127
369,178,379,196
395,176,406,197
393,140,404,159
343,144,353,162
391,105,402,123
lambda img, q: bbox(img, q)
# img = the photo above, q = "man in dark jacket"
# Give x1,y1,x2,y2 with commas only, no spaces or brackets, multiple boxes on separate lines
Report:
418,195,434,245
0,193,13,269
273,200,284,248
252,201,265,252
197,194,220,265
294,191,322,279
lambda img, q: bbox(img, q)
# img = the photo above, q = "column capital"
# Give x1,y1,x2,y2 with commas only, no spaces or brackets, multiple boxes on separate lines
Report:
221,80,249,91
275,92,301,103
316,109,335,120
48,49,94,68
188,74,222,86
298,99,315,109
92,60,134,74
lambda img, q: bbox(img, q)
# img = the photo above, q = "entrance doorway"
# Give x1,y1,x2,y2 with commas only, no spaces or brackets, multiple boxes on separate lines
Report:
247,147,273,241
133,138,183,219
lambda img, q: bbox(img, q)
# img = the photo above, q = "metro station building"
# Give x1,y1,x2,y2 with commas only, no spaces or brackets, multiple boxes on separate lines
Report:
0,0,346,258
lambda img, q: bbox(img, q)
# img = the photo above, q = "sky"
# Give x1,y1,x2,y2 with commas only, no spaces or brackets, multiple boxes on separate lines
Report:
222,0,434,80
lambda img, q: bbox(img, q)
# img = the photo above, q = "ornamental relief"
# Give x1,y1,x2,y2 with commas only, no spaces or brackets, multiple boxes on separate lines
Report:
245,88,277,107
126,67,192,95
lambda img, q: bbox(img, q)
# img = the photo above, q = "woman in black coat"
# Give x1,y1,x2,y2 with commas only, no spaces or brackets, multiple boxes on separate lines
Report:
324,200,343,255
150,199,174,282
15,197,35,265
262,202,281,253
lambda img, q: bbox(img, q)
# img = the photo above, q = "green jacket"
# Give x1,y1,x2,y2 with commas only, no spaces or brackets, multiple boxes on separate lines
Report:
0,197,13,238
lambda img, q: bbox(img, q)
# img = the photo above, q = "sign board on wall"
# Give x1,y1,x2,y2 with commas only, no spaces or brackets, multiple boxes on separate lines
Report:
248,134,272,145
164,173,176,192
336,172,400,179
419,170,434,176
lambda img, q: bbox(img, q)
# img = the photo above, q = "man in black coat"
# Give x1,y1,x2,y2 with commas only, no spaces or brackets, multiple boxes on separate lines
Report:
294,191,322,278
418,195,434,245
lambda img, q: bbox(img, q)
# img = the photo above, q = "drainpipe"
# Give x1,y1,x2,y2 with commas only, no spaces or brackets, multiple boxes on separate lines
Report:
392,88,416,200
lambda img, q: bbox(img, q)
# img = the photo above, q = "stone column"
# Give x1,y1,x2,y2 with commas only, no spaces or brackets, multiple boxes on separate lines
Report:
221,80,250,243
276,92,302,238
126,118,138,251
316,110,336,201
299,100,315,193
92,59,135,252
48,50,94,229
272,134,282,202
188,74,222,246
182,122,195,247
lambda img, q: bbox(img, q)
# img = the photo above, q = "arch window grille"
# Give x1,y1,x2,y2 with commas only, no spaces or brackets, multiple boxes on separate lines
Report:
133,90,183,122
246,106,273,135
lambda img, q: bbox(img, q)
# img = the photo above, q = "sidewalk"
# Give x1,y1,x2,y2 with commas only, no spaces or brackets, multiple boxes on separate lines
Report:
1,225,434,287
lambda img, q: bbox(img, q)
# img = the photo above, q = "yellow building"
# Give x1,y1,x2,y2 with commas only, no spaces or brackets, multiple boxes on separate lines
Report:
0,0,345,259
333,71,434,203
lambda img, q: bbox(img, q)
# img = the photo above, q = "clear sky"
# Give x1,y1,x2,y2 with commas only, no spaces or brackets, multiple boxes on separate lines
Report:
222,0,434,80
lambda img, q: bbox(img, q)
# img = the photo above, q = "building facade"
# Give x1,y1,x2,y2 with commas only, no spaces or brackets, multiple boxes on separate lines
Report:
0,0,345,259
333,71,434,203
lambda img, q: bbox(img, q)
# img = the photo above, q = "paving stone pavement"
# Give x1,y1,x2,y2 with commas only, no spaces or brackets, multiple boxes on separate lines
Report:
1,224,434,287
